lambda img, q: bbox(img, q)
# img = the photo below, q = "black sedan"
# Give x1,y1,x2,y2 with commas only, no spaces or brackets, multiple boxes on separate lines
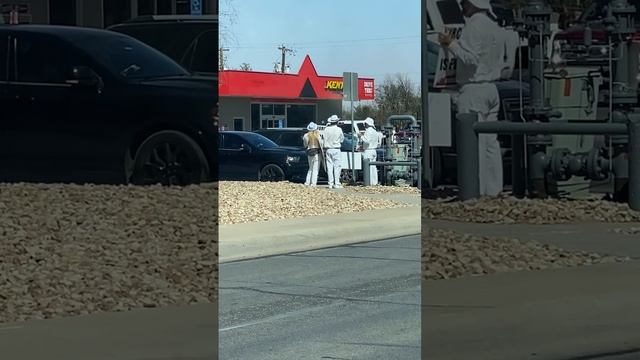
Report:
0,25,217,185
219,131,308,182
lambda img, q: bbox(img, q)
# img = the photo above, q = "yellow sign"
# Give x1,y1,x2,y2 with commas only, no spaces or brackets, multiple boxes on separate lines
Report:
325,80,343,91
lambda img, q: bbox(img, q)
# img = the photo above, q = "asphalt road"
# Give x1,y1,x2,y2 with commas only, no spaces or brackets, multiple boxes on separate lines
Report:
218,235,421,360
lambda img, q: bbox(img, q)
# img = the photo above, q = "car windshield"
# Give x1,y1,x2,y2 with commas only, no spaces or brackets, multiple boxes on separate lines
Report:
76,34,189,80
243,133,279,149
339,123,365,133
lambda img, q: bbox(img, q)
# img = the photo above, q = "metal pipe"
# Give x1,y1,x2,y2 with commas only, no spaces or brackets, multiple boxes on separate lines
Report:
456,113,480,200
528,149,549,197
512,134,526,198
385,115,418,129
363,158,371,186
474,121,628,135
628,114,640,210
421,1,431,189
367,161,420,166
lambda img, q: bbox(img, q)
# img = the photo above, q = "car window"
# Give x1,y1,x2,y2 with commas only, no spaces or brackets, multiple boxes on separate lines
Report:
280,132,303,147
75,33,188,80
16,35,73,84
111,23,215,73
242,132,279,149
191,29,216,74
223,134,247,150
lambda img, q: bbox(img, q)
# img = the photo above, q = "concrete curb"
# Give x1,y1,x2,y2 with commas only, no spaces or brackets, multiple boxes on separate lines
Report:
219,206,420,263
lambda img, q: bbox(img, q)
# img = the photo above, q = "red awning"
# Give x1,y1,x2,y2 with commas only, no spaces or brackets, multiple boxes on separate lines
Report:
219,55,375,101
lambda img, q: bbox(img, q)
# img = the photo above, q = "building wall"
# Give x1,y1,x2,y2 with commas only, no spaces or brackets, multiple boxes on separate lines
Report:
80,0,103,28
317,100,342,125
5,0,216,28
220,97,251,131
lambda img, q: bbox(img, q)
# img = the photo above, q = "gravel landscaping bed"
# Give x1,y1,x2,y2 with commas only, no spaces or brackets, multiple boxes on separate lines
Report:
219,181,409,225
0,183,217,324
422,228,629,280
423,196,640,224
344,185,420,195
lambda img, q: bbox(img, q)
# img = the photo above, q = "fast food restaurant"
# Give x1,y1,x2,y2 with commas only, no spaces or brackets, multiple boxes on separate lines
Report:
218,55,375,131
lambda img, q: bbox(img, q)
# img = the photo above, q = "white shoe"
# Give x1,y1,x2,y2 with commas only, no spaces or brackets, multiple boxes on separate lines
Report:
334,184,343,189
328,185,334,189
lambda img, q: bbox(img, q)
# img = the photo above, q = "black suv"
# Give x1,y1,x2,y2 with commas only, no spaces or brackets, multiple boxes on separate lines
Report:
107,15,217,78
219,131,308,182
0,25,217,185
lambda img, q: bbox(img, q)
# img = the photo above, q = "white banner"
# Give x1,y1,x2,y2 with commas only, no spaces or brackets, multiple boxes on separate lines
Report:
433,25,464,89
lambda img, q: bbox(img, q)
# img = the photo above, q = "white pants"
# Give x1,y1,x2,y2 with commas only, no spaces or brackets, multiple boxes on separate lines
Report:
362,149,378,185
325,149,342,186
305,154,319,186
457,83,503,196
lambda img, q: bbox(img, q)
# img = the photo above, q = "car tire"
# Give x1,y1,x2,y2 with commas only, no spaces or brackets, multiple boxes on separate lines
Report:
130,130,210,186
259,164,285,182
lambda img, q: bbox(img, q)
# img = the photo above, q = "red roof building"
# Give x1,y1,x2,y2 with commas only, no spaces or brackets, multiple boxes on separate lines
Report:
219,55,375,131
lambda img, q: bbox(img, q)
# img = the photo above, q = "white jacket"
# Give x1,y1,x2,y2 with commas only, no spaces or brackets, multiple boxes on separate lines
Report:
361,127,381,150
322,125,344,149
448,12,506,85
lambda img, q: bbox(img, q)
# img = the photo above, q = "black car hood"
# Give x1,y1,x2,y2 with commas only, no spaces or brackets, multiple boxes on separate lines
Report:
137,75,216,91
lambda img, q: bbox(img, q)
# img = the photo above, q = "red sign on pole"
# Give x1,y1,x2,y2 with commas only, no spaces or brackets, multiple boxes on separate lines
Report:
359,79,375,100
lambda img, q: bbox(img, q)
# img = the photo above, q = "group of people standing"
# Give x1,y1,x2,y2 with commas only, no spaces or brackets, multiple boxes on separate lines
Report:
303,114,383,189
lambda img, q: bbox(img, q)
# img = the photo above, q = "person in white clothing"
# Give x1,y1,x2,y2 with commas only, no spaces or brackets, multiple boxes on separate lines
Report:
303,122,323,187
322,115,344,189
358,117,381,185
438,0,505,196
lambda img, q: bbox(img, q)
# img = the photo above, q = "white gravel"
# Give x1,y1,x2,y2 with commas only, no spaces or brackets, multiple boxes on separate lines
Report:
422,228,628,280
0,183,217,324
219,181,410,225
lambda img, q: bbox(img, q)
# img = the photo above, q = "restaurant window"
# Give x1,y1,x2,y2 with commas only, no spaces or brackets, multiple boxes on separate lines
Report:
176,0,190,14
104,0,131,27
49,0,76,25
138,0,155,15
157,0,173,14
251,104,260,130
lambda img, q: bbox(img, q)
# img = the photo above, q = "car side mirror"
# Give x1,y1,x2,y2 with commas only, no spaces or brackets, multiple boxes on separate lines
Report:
68,66,104,90
241,144,251,152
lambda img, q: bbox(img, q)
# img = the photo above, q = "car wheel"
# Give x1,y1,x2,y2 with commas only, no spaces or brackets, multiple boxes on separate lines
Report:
259,164,285,182
130,130,210,186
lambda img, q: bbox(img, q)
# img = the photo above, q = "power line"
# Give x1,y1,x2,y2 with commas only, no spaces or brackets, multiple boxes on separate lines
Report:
229,35,420,49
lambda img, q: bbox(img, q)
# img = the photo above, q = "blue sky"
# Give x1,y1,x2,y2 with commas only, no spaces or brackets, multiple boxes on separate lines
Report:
219,0,421,87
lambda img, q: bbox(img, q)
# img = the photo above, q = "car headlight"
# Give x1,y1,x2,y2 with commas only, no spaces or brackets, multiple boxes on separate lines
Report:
286,156,300,164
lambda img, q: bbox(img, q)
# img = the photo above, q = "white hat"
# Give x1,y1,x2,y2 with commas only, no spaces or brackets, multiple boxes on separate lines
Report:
364,117,375,128
467,0,496,18
327,115,340,123
307,122,318,131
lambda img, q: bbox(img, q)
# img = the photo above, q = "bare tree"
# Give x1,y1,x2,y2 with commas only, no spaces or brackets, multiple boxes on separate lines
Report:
239,63,252,71
219,0,238,48
374,74,421,123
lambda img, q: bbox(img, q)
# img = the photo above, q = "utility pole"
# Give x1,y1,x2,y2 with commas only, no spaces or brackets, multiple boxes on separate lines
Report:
421,0,432,190
219,47,229,71
277,45,293,73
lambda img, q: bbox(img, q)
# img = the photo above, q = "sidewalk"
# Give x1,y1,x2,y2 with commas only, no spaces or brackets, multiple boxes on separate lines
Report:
220,191,420,263
423,218,640,359
427,220,640,258
0,303,217,360
422,261,640,360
